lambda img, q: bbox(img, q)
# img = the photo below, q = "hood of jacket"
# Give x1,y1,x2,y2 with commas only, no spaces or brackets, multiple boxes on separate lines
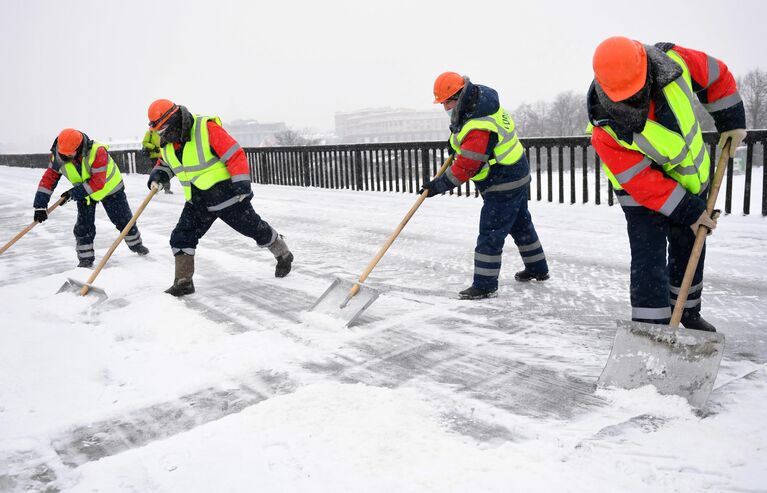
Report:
450,78,501,133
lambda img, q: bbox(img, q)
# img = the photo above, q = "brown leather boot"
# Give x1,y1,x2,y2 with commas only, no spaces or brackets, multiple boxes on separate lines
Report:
165,254,195,296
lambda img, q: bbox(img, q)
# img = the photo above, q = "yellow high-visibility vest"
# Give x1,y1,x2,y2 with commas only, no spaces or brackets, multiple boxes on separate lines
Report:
599,49,709,194
160,115,231,201
60,142,123,203
449,106,525,182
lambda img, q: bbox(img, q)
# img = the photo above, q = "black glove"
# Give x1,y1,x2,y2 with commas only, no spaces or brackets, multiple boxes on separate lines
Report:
232,179,252,198
418,180,439,198
60,189,72,205
140,148,151,157
34,208,48,223
147,169,169,190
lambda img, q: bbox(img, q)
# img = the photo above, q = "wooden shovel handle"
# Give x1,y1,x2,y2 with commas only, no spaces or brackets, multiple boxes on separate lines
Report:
670,140,732,327
0,195,68,255
346,155,455,299
79,187,159,296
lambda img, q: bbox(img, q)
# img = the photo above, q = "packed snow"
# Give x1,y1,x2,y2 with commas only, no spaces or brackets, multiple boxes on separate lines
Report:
0,165,765,492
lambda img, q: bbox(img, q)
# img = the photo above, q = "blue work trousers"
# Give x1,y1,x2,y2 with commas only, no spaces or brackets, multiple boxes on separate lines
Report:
623,205,706,324
169,192,275,256
473,190,548,291
74,189,143,263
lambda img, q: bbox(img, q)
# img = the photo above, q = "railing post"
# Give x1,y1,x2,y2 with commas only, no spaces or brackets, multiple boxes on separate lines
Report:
558,145,564,204
546,146,553,202
582,146,589,204
525,148,532,200
535,146,542,201
569,145,576,204
420,148,429,182
607,181,614,206
301,151,309,187
762,137,767,217
744,143,753,215
354,149,363,191
594,151,601,205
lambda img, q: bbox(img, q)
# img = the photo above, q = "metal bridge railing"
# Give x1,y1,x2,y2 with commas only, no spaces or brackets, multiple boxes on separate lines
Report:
1,130,764,215
242,130,767,216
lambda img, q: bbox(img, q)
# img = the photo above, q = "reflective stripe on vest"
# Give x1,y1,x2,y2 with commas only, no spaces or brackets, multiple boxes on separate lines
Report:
449,106,525,182
600,49,710,195
160,115,231,201
60,142,123,203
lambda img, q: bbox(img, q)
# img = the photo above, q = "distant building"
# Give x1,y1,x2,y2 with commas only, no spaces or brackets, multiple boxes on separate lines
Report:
225,119,288,147
334,108,449,144
105,138,142,151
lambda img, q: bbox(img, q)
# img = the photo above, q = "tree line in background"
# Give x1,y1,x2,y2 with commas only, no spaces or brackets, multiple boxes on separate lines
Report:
513,68,767,138
275,68,766,146
244,68,767,147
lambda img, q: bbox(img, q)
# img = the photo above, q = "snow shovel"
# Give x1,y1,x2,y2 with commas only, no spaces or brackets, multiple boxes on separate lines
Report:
311,155,454,326
598,140,733,409
58,186,159,300
0,196,68,255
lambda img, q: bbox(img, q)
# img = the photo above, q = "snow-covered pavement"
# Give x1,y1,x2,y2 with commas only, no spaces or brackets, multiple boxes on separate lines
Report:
0,165,765,492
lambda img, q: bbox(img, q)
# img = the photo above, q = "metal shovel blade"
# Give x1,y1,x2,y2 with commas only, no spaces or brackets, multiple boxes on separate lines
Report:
309,277,380,327
57,278,108,302
598,319,725,408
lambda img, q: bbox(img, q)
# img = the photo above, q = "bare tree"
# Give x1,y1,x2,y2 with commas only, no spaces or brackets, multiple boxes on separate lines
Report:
274,129,321,146
739,68,767,129
513,101,551,137
548,91,588,136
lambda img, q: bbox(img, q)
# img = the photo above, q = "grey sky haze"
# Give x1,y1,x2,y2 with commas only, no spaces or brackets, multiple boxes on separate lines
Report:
1,0,765,152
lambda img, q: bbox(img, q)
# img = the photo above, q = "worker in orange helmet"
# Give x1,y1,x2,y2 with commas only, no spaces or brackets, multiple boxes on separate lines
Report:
422,72,549,300
141,128,172,194
145,99,293,296
33,128,149,267
587,36,747,332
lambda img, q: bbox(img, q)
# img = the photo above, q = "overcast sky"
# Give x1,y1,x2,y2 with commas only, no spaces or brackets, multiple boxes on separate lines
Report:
1,0,765,152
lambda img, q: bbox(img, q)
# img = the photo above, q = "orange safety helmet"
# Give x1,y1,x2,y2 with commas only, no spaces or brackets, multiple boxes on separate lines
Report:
592,36,648,102
148,99,179,130
57,128,83,157
433,71,465,104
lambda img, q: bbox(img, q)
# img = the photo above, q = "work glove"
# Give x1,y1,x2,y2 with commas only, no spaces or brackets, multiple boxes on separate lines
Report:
718,129,747,154
140,148,151,157
232,179,252,200
60,189,73,205
147,168,169,191
418,177,451,198
690,210,718,236
418,182,439,198
33,208,47,223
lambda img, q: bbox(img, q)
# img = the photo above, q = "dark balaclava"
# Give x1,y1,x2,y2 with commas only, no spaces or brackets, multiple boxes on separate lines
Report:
595,69,652,133
160,105,193,145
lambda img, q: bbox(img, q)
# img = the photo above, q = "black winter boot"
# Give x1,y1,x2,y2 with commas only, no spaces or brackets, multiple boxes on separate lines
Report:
268,235,293,278
681,312,717,332
458,286,498,300
514,269,550,282
165,254,195,297
78,258,94,268
130,244,150,256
